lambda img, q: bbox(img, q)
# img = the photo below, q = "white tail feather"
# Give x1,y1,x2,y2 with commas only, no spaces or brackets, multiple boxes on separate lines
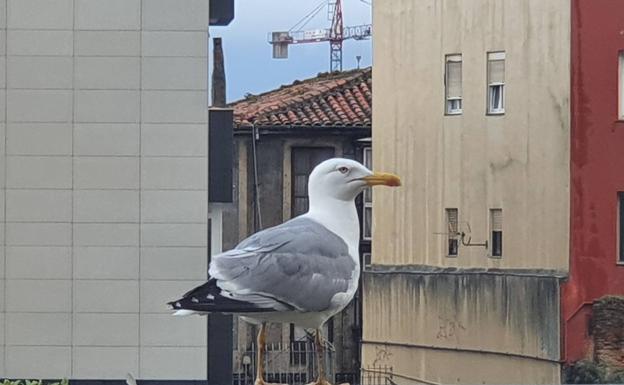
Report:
173,309,197,316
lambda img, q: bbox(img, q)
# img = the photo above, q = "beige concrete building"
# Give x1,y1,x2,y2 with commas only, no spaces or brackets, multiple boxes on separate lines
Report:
0,0,215,380
363,0,570,383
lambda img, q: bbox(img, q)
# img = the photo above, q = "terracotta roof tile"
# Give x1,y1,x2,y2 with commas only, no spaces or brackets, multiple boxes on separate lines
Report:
230,68,372,129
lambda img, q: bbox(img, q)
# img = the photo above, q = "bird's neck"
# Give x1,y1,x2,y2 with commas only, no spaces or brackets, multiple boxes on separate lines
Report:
305,197,360,249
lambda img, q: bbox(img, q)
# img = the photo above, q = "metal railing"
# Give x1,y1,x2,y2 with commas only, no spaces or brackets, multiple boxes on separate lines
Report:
360,365,394,385
233,340,335,385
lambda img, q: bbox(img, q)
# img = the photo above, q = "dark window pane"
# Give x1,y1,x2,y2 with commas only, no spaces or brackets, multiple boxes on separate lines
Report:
448,239,458,256
364,186,372,203
492,231,502,257
620,193,624,262
364,207,372,239
291,147,335,217
446,208,459,256
292,150,310,174
293,197,308,215
363,147,372,168
293,175,307,196
489,84,504,112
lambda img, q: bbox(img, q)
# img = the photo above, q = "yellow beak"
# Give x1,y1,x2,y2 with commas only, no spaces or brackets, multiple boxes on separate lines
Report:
363,172,402,187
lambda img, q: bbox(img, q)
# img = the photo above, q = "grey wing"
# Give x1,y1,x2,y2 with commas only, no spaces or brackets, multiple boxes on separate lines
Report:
208,217,357,312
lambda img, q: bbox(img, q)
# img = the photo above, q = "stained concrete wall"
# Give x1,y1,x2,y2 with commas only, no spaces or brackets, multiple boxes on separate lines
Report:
361,343,561,385
362,272,562,383
0,0,210,379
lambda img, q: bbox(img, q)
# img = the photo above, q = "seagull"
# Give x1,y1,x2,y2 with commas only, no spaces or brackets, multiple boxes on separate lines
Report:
169,158,400,385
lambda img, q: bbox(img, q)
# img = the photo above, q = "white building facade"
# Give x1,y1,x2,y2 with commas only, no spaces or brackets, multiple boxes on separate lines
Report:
0,0,212,379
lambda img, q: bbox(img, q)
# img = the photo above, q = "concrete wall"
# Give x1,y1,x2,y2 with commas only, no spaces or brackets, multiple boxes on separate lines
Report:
362,272,561,383
0,0,210,379
361,343,560,385
371,0,571,270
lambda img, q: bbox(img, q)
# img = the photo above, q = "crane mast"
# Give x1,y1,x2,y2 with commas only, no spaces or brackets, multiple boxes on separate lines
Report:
329,0,344,72
269,0,371,72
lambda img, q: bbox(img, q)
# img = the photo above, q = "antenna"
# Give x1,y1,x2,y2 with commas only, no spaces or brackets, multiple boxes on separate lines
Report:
433,221,488,249
268,0,372,72
458,222,488,248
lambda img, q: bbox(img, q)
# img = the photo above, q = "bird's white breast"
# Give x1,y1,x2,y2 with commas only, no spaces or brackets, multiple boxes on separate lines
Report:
302,205,361,317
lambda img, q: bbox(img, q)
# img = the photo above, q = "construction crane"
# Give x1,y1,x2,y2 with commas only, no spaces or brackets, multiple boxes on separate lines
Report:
269,0,372,72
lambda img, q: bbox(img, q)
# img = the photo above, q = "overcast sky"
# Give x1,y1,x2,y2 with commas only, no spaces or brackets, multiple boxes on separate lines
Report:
210,0,372,103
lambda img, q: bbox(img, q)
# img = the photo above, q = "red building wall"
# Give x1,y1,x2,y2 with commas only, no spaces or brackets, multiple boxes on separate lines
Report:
564,0,624,363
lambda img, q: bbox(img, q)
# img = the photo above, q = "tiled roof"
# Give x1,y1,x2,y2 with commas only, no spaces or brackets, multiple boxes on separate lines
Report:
230,67,371,129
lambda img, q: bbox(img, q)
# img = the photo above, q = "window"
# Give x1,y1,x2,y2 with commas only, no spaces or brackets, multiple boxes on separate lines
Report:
619,52,624,119
362,147,373,240
446,209,459,257
291,147,335,217
487,51,505,114
490,209,503,257
363,252,372,268
445,54,463,114
619,193,624,263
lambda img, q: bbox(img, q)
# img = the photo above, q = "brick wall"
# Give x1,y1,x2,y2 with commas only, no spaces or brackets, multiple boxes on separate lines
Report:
592,296,624,369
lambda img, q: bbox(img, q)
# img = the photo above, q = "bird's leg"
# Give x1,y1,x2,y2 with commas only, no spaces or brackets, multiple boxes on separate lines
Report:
255,322,267,385
314,328,331,385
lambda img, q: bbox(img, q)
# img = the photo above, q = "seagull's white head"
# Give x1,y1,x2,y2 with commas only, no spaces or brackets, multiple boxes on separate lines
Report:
307,157,401,203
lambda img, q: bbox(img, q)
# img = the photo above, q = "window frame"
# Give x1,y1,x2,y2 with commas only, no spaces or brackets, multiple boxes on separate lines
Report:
445,54,463,115
290,146,335,217
618,192,624,264
488,83,505,114
362,146,373,240
362,252,372,269
446,208,459,258
486,51,506,115
619,51,624,120
489,208,503,258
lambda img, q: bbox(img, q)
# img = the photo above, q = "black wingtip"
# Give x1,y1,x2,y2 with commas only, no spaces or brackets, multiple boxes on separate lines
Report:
167,279,275,313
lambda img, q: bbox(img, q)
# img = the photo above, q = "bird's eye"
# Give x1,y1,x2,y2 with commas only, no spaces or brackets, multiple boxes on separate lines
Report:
338,166,349,174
